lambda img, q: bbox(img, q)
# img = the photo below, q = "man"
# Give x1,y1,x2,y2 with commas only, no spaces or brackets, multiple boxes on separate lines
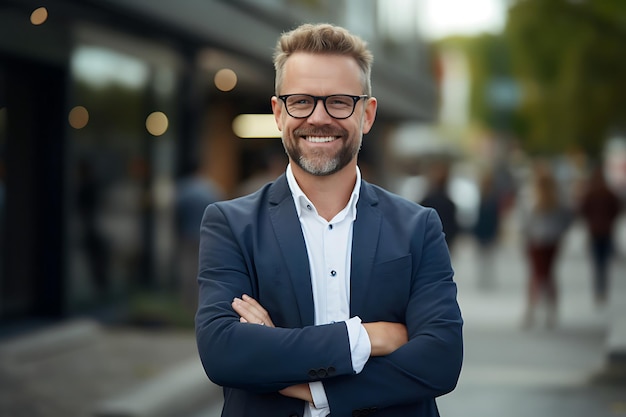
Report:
195,23,463,417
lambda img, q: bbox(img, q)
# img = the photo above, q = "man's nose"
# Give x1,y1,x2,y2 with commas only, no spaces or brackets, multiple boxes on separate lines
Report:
307,98,332,123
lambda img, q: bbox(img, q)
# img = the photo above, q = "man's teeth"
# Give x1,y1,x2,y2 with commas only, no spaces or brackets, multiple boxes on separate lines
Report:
305,136,335,143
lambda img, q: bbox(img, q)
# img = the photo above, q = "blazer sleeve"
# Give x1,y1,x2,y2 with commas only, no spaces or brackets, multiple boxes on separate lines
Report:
195,202,355,392
323,208,463,415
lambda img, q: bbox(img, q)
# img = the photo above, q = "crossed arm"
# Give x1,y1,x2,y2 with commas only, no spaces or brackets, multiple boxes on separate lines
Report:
232,294,409,402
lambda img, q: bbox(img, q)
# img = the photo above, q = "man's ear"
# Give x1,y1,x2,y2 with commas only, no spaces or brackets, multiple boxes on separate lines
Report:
271,96,284,132
361,97,377,134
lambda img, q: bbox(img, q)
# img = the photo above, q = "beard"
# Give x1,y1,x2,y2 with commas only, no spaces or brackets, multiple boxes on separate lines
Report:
283,126,362,176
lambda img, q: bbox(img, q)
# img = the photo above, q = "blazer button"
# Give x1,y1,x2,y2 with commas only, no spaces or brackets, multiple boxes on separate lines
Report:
317,368,328,378
327,366,336,376
308,369,317,379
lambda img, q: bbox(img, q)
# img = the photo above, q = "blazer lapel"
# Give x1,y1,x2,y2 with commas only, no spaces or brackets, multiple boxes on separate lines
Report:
268,175,315,326
350,181,381,316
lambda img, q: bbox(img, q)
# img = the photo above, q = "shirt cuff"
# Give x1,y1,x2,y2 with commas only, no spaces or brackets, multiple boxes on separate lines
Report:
345,316,371,374
309,381,329,410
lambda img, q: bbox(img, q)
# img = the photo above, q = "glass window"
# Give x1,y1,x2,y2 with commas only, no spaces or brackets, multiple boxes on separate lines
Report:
67,36,179,312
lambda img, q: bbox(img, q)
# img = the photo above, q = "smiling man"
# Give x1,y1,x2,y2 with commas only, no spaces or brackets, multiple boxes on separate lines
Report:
195,23,463,417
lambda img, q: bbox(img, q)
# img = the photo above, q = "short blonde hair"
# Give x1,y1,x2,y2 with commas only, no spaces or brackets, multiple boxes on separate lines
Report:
273,23,373,96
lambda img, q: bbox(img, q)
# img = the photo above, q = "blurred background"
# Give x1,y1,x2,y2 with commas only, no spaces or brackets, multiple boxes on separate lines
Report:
0,0,625,416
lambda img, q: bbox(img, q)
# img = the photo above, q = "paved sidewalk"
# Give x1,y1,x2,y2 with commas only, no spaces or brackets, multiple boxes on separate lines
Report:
0,320,218,417
438,217,626,417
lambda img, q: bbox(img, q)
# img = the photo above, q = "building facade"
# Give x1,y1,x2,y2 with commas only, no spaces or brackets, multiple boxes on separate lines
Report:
0,0,437,327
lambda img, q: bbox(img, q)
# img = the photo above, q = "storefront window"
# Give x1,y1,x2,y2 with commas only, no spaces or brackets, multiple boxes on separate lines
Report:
67,34,179,312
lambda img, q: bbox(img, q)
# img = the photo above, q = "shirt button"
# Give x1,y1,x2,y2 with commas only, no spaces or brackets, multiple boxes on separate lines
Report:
328,224,333,230
330,270,337,277
306,204,312,210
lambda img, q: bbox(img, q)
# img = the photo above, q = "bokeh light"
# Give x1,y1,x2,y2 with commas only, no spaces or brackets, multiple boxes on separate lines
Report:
214,68,237,92
232,114,281,138
68,106,89,129
146,111,169,136
30,7,48,26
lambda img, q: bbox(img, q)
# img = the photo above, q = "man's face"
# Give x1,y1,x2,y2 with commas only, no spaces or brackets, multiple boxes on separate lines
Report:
271,52,377,177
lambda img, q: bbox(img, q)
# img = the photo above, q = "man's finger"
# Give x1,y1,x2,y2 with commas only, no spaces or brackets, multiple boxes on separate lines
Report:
242,294,268,314
233,295,275,327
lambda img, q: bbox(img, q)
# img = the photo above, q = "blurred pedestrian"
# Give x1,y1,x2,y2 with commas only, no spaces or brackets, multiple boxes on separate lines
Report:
421,160,459,253
472,168,500,289
195,23,463,417
520,161,572,329
579,165,622,306
76,159,110,298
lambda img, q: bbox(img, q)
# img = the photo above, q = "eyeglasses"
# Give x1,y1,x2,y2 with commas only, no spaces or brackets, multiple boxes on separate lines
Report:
277,94,369,120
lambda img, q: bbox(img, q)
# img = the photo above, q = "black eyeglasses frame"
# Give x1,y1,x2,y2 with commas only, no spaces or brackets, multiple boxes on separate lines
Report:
277,94,369,120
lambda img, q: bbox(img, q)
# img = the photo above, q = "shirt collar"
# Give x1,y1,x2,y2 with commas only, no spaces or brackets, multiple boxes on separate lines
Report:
286,163,361,221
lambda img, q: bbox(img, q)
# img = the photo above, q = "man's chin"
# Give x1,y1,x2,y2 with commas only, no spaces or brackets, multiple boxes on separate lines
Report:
297,158,340,176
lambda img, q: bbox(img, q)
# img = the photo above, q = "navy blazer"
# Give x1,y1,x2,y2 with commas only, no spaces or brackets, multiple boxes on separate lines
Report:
195,174,463,417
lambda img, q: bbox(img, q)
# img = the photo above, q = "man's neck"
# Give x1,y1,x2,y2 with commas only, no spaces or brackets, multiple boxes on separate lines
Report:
292,163,357,221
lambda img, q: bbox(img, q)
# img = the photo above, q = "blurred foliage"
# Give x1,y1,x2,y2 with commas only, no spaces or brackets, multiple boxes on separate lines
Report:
437,34,524,137
505,0,626,156
435,0,626,158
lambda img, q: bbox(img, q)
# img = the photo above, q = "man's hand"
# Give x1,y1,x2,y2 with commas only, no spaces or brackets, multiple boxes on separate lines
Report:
279,383,313,402
362,322,408,356
232,294,275,327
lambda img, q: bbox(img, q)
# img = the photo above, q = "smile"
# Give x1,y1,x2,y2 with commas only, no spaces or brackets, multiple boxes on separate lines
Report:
304,136,338,143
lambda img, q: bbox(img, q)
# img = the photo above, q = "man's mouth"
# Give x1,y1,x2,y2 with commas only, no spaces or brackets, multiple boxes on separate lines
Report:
304,136,338,143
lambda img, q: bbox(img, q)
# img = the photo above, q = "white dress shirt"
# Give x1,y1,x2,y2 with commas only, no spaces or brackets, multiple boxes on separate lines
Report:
286,164,372,417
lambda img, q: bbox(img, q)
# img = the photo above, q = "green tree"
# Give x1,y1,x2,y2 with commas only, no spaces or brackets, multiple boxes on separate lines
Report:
436,34,522,145
506,0,626,156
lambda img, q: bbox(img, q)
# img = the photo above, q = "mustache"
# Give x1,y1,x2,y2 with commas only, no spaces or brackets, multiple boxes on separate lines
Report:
293,127,348,137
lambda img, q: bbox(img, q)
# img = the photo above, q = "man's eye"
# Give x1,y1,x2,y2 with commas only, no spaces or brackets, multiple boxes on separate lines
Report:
329,98,351,106
290,97,313,105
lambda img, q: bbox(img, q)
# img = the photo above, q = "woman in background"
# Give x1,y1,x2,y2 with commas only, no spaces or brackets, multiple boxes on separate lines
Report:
521,161,572,329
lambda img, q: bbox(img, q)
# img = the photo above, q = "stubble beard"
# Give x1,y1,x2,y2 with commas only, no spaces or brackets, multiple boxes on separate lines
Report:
283,128,362,176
